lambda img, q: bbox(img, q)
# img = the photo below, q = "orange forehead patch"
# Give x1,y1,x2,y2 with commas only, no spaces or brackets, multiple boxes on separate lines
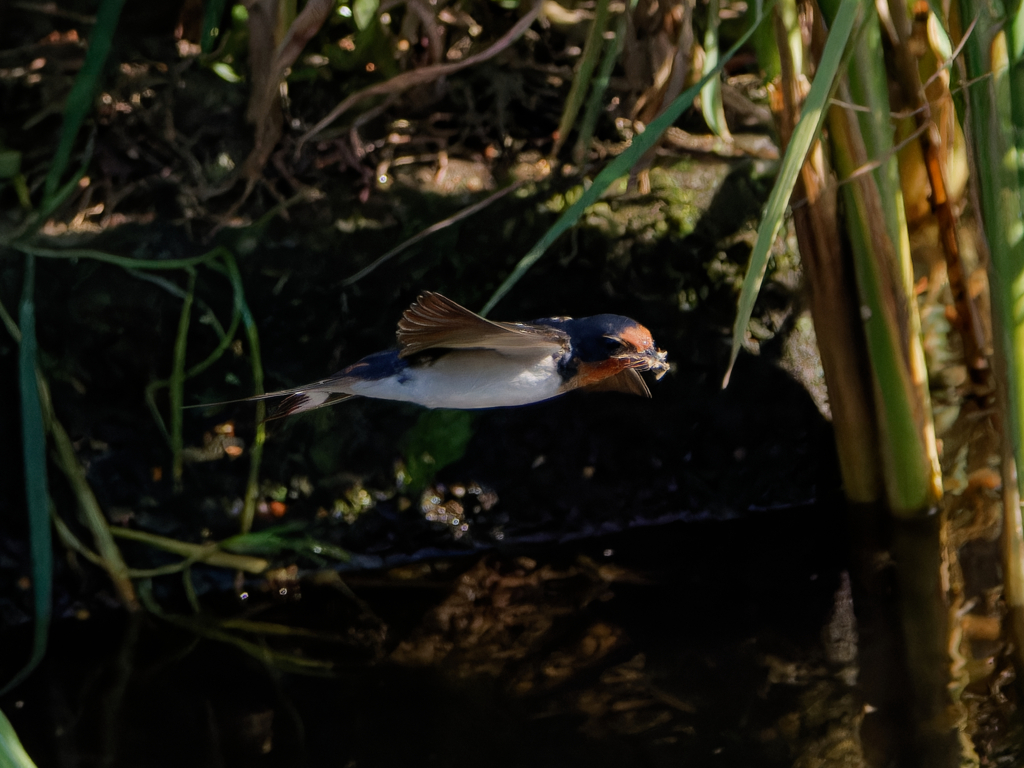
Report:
619,324,653,351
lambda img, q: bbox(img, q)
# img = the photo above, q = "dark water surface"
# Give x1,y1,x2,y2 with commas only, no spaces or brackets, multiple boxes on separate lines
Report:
2,507,852,768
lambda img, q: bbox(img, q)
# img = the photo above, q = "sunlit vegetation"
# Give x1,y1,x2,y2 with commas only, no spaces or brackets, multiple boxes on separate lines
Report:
2,0,1024,763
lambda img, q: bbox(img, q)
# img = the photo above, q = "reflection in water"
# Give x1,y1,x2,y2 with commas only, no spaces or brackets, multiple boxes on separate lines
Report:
4,509,874,768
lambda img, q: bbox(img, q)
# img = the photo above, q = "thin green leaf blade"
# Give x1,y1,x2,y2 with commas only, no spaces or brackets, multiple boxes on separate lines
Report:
553,0,612,157
201,0,228,53
0,708,39,768
723,0,861,386
572,8,627,165
42,0,126,205
700,0,731,139
170,270,196,488
222,252,265,534
3,255,52,695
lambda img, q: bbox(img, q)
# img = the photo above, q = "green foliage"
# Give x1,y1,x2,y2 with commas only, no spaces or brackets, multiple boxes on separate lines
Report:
201,0,229,52
725,0,860,384
700,0,730,139
42,0,125,204
0,0,130,698
221,523,351,566
210,62,244,83
823,0,940,514
572,0,631,165
0,708,38,768
2,257,51,696
221,253,266,534
322,16,391,75
201,4,251,83
0,148,20,178
402,410,476,493
959,0,1024,486
480,0,777,316
553,0,612,157
352,0,379,31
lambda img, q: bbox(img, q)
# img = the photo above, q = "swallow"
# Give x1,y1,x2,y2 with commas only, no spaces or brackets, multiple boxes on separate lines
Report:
212,292,669,419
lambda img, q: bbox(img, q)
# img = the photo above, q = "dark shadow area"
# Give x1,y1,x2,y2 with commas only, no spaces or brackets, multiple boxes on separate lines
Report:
2,505,851,768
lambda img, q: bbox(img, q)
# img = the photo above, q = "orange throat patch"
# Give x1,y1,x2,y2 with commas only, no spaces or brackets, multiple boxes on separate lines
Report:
573,358,631,388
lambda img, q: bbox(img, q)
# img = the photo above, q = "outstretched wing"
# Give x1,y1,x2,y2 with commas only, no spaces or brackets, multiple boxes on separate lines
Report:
396,292,567,358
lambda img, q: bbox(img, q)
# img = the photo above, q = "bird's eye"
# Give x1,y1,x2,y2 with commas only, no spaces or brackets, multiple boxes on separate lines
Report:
603,336,627,352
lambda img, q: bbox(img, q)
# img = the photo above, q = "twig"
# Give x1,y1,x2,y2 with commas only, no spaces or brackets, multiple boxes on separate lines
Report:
297,2,543,150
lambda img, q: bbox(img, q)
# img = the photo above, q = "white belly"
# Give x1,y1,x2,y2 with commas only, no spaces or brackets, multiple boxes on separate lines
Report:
347,350,564,409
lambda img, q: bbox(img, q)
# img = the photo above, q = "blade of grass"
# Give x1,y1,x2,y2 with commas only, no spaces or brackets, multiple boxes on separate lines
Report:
14,244,226,271
170,269,197,488
552,0,612,158
42,0,126,204
221,252,266,534
136,581,334,675
109,527,269,573
9,131,95,242
220,524,351,565
700,0,731,139
480,0,778,316
572,1,633,166
201,0,228,53
52,508,214,578
140,265,242,443
0,295,138,612
0,708,39,768
957,0,1024,671
12,245,242,447
218,618,349,641
723,0,861,385
40,375,139,608
128,270,230,339
145,281,243,444
2,255,52,695
959,3,1024,487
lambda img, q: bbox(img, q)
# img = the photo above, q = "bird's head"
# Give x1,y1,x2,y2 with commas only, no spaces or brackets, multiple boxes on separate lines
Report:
539,314,670,379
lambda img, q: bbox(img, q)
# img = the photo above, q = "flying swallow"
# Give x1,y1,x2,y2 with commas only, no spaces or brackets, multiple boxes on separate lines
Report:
210,292,669,419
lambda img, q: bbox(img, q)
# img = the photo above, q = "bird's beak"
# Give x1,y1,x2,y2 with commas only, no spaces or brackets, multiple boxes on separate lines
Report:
618,346,671,380
646,347,670,380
